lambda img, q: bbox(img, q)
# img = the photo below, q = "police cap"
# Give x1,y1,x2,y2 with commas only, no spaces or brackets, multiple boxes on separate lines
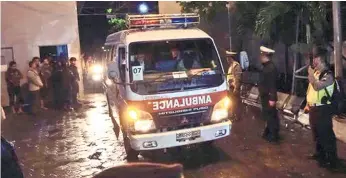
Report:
260,46,275,55
313,46,328,58
226,50,237,56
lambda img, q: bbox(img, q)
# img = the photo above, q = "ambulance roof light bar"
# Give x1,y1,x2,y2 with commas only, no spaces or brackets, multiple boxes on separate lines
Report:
126,13,200,29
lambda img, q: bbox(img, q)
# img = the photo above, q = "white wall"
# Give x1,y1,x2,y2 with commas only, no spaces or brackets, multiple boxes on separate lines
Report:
1,1,83,106
158,1,181,14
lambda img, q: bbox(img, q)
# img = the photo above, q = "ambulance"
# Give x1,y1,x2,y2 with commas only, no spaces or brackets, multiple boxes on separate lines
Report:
104,14,232,159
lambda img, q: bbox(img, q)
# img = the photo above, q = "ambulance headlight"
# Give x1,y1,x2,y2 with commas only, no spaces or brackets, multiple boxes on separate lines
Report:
211,96,231,123
127,108,156,132
91,64,103,74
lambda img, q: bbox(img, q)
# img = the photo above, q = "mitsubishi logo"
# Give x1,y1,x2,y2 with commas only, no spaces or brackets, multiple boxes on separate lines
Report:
181,117,189,124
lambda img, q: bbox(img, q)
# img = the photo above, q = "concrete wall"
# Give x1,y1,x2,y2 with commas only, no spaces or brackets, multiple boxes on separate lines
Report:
1,1,83,106
158,1,182,14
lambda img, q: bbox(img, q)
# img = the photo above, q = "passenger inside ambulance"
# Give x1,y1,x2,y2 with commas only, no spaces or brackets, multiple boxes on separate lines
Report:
129,39,221,75
131,48,154,71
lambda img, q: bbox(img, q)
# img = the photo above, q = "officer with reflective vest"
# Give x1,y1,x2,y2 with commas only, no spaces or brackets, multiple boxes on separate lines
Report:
258,46,279,143
304,47,339,168
226,50,242,120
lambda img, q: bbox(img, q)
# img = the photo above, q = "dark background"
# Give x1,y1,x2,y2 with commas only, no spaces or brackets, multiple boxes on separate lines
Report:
77,1,159,59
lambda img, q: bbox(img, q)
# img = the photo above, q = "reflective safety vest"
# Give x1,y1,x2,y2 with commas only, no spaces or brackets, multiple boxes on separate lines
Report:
306,71,335,105
227,61,241,85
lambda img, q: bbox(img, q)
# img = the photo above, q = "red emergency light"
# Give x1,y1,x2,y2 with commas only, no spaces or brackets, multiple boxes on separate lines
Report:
130,19,160,26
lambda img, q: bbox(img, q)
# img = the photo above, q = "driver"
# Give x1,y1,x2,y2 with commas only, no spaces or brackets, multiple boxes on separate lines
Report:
170,47,186,71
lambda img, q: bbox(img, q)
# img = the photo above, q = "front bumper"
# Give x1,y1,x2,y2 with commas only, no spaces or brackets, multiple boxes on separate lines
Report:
128,121,232,151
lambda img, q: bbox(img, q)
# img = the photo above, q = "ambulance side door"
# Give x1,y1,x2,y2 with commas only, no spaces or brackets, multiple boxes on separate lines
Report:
115,45,127,111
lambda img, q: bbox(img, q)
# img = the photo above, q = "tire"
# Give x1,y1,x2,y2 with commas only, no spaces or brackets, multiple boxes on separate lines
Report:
122,130,139,161
119,109,139,161
201,141,214,151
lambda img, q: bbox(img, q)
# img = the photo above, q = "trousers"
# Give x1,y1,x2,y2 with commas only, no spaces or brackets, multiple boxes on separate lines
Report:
8,86,23,107
260,95,279,138
27,90,40,114
309,104,337,161
229,90,242,119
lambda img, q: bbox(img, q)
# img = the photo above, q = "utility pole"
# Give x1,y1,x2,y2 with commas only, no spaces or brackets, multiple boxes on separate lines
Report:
226,2,232,50
333,1,343,79
291,13,301,94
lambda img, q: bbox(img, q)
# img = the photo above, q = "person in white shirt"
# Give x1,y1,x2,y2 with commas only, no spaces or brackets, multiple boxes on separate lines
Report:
27,61,43,115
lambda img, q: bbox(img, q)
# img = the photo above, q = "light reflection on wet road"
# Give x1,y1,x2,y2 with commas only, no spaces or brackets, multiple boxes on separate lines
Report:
2,93,346,178
2,94,126,178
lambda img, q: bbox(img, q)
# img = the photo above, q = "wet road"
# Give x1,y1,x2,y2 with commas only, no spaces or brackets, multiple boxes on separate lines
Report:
2,93,346,178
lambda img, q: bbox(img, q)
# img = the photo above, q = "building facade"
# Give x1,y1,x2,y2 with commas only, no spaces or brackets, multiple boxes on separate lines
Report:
1,1,83,106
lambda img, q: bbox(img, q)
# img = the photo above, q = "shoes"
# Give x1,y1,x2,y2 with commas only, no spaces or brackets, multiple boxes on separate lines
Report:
262,128,269,138
262,133,280,143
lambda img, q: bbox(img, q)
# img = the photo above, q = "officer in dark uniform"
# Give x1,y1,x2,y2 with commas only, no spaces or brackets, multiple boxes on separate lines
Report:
304,47,340,168
69,57,81,107
258,46,279,143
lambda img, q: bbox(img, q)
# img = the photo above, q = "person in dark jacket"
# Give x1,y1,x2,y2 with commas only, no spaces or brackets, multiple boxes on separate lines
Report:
1,137,24,178
62,61,74,110
258,46,279,143
5,61,24,114
51,61,64,109
68,57,81,107
39,57,52,109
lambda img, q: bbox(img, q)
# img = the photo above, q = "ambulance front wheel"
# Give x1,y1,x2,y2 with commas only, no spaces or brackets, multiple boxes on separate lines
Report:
123,130,139,161
201,141,214,150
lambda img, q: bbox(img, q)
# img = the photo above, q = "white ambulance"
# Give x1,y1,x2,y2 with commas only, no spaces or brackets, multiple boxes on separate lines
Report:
104,14,232,159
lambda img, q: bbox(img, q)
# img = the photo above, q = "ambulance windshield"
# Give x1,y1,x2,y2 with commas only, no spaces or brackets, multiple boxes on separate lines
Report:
128,38,224,95
129,38,222,74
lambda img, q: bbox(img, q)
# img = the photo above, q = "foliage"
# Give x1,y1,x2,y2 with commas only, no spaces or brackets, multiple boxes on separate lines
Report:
232,2,264,36
106,8,127,33
179,1,329,45
178,1,227,21
254,1,328,44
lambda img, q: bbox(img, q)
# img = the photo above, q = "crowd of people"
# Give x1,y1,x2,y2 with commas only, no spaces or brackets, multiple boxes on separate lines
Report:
5,57,81,116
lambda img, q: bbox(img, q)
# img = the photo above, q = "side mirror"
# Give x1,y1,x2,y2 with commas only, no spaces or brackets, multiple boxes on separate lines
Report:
107,62,117,79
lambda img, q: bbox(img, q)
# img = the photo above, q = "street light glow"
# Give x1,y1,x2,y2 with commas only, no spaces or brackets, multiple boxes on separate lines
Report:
138,3,148,14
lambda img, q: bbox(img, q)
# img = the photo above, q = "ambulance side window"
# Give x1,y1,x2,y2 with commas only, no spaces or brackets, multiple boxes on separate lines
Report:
118,47,126,82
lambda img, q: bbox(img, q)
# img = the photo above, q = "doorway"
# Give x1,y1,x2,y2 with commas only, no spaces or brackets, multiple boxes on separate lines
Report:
39,45,68,61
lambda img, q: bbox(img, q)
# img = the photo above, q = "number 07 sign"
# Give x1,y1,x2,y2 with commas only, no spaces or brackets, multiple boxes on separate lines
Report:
132,66,143,81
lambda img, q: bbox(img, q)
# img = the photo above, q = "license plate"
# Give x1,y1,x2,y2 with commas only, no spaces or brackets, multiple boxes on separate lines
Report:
176,130,201,142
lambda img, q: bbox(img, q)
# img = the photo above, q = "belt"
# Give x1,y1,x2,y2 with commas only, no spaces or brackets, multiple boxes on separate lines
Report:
308,103,327,107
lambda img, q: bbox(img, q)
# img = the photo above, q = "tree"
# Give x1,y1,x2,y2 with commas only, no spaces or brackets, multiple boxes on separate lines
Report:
106,8,127,33
179,1,329,45
178,1,228,21
254,1,328,45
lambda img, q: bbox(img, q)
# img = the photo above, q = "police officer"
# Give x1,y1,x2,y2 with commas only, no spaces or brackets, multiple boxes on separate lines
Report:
304,47,339,168
226,50,242,120
258,46,279,143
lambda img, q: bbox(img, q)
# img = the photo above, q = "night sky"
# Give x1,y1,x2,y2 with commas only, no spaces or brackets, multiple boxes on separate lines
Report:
77,1,158,58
